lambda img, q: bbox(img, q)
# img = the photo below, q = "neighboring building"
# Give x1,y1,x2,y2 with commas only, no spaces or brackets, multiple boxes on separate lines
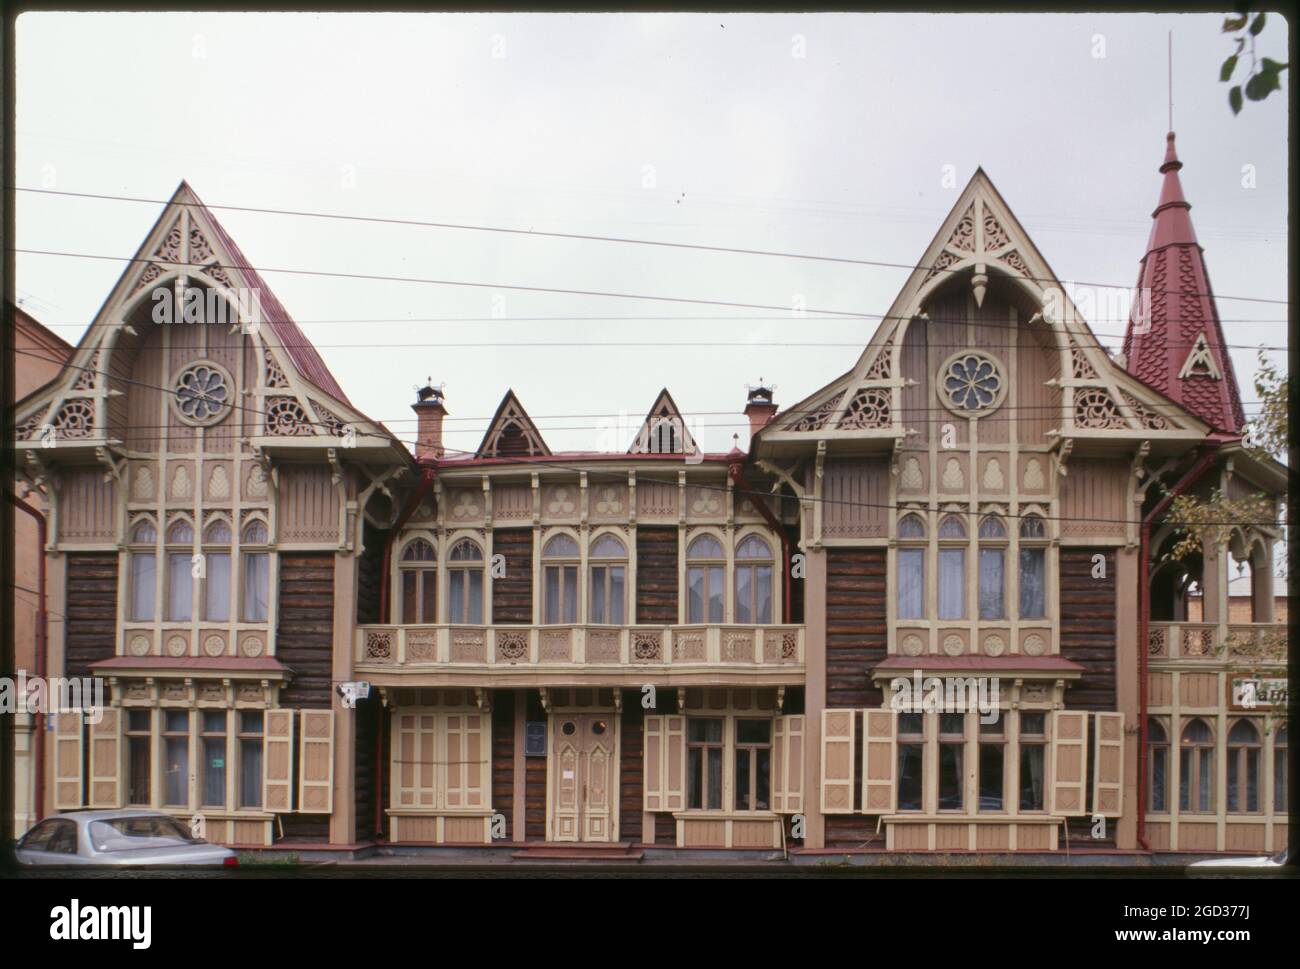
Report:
11,307,74,834
12,133,1288,859
1189,576,1287,625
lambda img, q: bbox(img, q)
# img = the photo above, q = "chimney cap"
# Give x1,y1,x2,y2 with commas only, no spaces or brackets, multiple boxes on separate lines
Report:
414,380,445,406
745,380,776,406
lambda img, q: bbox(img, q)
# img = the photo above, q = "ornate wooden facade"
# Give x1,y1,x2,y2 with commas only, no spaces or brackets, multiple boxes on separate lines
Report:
13,137,1287,857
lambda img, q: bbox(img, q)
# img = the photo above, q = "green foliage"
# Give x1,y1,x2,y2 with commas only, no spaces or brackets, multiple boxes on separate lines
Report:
1221,8,1288,114
1162,488,1277,563
1244,349,1289,463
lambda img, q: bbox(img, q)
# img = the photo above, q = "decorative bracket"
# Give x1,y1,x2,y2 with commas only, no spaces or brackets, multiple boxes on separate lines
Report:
776,685,786,713
676,687,687,713
538,687,551,714
755,459,804,498
612,690,623,713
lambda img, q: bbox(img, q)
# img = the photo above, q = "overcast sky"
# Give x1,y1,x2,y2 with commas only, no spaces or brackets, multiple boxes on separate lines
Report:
15,11,1289,459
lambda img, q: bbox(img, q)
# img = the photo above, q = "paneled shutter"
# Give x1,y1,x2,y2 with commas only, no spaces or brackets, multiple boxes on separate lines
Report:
298,709,335,814
820,709,857,814
395,713,438,809
861,708,898,815
643,715,665,811
262,708,295,812
1049,710,1088,816
772,714,805,814
53,710,84,809
88,707,123,808
1092,712,1125,817
662,715,686,812
444,712,487,810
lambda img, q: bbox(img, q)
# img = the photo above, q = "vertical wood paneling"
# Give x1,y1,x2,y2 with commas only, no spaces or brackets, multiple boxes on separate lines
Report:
823,459,887,538
58,470,118,542
927,291,968,446
1017,324,1058,445
974,298,1013,445
127,330,162,452
204,319,245,453
167,322,200,452
900,317,929,444
1060,460,1130,538
279,467,340,544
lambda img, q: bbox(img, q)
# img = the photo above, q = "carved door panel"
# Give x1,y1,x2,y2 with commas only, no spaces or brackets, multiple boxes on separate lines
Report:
550,713,620,842
552,717,582,842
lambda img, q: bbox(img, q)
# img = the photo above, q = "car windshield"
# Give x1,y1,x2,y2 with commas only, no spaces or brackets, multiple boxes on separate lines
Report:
88,816,203,852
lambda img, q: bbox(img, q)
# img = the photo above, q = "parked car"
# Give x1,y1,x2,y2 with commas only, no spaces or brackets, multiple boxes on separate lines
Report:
16,810,238,867
1187,847,1289,874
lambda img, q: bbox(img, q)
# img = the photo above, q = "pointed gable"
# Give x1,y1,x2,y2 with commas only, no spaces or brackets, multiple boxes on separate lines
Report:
628,388,697,456
1121,134,1246,433
478,390,550,458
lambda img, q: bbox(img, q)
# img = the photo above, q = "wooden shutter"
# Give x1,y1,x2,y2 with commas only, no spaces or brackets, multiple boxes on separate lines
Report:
1049,710,1088,816
662,715,686,812
263,708,295,812
53,710,84,809
643,715,665,810
861,708,898,815
88,707,123,808
298,709,335,814
1092,711,1125,817
772,714,805,814
820,709,857,814
444,712,488,810
395,713,437,809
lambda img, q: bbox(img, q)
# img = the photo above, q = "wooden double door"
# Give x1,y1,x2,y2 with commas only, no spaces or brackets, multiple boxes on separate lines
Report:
550,713,620,842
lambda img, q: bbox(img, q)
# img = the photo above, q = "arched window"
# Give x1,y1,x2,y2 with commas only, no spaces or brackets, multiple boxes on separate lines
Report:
687,535,726,623
978,517,1007,620
937,516,966,620
1275,726,1288,812
734,535,774,624
1148,719,1169,813
897,515,925,620
1227,719,1261,813
166,519,195,623
1179,718,1215,813
241,519,270,623
400,539,437,624
542,534,580,624
447,539,484,624
588,534,626,625
203,519,232,622
1018,514,1047,619
129,520,157,622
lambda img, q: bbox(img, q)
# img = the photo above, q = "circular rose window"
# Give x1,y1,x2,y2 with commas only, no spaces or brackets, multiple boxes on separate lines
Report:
939,351,1005,415
172,361,233,425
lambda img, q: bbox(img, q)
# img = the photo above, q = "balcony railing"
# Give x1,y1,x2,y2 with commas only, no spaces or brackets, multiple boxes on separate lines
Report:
1147,622,1287,662
354,623,805,671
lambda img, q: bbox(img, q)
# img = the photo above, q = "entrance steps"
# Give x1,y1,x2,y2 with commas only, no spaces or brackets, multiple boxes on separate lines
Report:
511,842,644,862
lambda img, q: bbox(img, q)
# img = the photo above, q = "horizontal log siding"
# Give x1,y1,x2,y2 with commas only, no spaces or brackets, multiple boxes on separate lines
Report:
619,694,644,844
636,527,678,624
1059,548,1117,711
276,553,335,709
64,553,118,680
492,529,533,624
826,548,887,708
492,691,515,836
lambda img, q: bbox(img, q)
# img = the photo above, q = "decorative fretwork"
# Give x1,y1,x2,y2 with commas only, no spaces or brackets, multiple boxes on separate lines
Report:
53,399,95,439
632,632,662,662
790,391,843,432
674,634,706,662
208,264,236,289
949,205,976,251
982,212,1011,250
837,387,891,429
450,632,486,663
998,249,1032,278
156,219,183,262
189,225,215,264
16,413,43,440
864,336,894,380
1182,627,1213,657
1070,344,1099,380
71,351,100,390
1148,627,1167,657
496,631,528,662
264,397,312,436
406,633,436,663
1073,388,1127,429
1121,390,1170,430
134,263,166,293
365,631,392,661
264,349,289,388
924,249,961,283
312,400,348,436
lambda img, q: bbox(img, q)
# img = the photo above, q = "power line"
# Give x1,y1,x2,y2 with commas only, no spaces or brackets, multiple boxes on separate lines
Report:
14,185,1291,306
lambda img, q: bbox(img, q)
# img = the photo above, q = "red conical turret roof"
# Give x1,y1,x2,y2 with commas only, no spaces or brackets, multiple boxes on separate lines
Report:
1122,133,1245,433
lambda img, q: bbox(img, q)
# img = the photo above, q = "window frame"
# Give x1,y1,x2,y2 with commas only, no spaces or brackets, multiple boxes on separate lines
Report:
398,537,438,625
447,537,486,625
733,534,774,625
1179,717,1215,814
587,532,627,625
896,514,926,621
541,533,581,625
1226,717,1262,814
686,534,726,624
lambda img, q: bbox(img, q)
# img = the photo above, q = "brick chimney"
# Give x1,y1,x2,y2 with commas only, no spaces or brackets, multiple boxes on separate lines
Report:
744,382,777,439
412,381,446,460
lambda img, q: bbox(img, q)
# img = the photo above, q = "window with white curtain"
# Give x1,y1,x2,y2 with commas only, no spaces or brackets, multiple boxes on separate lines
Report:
241,520,270,623
937,516,966,620
447,538,484,624
203,519,232,622
686,535,725,623
542,534,580,624
1018,514,1047,619
588,534,626,624
166,520,195,622
896,514,925,620
734,535,773,624
978,516,1006,620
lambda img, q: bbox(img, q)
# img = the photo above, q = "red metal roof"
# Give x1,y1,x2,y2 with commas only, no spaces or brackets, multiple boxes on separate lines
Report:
185,183,354,407
1121,134,1246,434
